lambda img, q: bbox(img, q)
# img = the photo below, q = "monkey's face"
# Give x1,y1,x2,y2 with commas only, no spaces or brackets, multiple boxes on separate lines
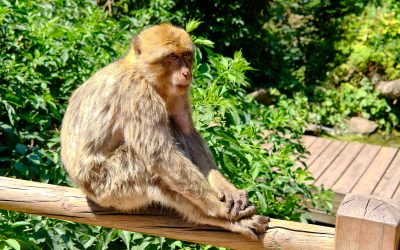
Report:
166,51,193,96
132,24,195,96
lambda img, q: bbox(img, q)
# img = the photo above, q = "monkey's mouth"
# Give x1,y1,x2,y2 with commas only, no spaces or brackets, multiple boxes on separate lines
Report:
174,84,190,90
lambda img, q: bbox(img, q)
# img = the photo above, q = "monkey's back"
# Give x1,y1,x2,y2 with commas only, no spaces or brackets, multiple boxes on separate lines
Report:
60,59,171,205
61,61,132,183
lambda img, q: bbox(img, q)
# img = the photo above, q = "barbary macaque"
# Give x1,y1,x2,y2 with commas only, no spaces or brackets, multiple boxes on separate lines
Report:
61,24,269,239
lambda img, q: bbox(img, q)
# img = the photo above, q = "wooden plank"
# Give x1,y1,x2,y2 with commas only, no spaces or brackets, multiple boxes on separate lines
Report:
309,140,348,180
295,136,329,169
301,135,317,148
314,142,364,189
373,152,400,199
0,177,335,250
335,193,400,250
393,184,400,200
264,220,335,250
352,147,398,195
304,137,332,165
308,209,336,225
332,144,380,194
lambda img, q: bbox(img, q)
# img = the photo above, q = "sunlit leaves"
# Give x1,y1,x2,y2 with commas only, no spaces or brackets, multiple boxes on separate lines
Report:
191,30,328,220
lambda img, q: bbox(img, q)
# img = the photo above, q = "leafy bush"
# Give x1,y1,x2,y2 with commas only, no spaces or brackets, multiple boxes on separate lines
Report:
259,0,400,131
0,1,330,249
310,79,398,132
0,0,125,183
331,0,400,83
190,34,329,219
307,1,400,132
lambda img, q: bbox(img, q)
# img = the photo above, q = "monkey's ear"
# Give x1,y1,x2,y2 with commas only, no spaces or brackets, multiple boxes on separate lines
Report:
132,36,141,55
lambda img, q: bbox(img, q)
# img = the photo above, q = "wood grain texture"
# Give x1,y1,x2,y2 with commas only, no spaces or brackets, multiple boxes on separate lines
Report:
0,177,335,250
304,137,332,166
335,193,400,250
314,142,364,189
373,152,400,199
332,144,380,194
294,135,319,169
393,184,400,200
301,135,317,148
352,147,398,195
309,140,347,180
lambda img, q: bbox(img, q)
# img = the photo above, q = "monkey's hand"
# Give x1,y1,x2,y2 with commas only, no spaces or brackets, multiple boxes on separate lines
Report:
208,170,255,220
214,182,256,220
230,215,270,240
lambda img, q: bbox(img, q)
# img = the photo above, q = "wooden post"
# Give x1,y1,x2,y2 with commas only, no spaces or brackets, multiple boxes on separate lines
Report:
335,193,400,250
0,176,335,250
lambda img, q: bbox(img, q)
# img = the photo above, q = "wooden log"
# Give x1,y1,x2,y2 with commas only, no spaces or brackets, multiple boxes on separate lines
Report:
0,177,334,249
335,193,400,250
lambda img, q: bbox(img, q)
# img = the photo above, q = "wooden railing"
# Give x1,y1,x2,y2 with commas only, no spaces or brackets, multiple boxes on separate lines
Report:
0,177,398,249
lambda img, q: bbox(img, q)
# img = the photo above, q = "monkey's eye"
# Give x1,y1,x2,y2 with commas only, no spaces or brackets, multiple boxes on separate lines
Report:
183,52,192,58
168,53,179,60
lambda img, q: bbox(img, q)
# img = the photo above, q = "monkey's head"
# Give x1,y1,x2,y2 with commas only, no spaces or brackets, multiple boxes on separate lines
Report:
129,24,194,96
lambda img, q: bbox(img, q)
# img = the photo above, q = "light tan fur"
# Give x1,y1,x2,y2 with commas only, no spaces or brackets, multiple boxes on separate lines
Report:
61,24,269,239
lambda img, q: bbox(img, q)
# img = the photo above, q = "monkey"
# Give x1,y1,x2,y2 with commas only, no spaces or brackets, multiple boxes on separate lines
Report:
60,24,269,240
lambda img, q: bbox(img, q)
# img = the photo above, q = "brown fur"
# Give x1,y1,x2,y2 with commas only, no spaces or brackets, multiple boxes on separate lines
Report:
61,24,268,239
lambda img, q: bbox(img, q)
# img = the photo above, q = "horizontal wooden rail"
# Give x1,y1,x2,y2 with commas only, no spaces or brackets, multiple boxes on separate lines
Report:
0,177,335,249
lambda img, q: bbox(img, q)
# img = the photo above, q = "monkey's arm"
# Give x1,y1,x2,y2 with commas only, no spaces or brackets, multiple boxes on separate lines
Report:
184,132,254,215
125,122,252,219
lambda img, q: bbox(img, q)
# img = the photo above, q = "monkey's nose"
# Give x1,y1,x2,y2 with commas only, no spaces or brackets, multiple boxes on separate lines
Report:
182,69,190,78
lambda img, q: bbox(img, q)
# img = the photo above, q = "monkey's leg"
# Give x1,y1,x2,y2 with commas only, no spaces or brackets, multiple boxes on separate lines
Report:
173,130,255,217
125,119,255,219
76,146,152,212
151,185,269,240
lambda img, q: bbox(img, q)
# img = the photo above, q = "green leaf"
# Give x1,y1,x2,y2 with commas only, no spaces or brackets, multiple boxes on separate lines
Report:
193,37,214,48
61,50,69,64
83,237,96,249
1,0,12,7
169,241,183,248
5,239,20,250
117,230,131,248
11,221,30,227
185,19,202,33
15,144,27,155
132,241,151,250
27,154,41,165
256,191,268,211
14,162,28,176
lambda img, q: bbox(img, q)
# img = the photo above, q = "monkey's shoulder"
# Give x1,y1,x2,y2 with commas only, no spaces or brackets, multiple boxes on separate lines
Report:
66,59,169,124
69,61,132,100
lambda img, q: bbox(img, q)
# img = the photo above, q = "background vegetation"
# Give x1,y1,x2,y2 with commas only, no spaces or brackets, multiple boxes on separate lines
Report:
1,0,399,249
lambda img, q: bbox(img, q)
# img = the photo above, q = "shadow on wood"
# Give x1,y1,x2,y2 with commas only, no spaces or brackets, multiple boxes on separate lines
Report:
0,176,335,249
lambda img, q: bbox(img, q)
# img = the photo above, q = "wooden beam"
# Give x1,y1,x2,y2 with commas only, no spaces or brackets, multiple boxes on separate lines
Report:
335,193,400,250
0,177,335,249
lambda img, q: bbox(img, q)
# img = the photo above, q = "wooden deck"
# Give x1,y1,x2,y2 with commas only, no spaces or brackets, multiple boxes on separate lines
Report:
301,135,400,224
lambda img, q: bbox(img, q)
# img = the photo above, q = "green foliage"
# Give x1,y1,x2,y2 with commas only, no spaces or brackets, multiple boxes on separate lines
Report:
259,0,400,131
0,0,126,183
310,79,398,132
308,0,400,132
0,0,330,249
0,210,210,250
332,1,400,82
191,40,331,220
0,1,206,249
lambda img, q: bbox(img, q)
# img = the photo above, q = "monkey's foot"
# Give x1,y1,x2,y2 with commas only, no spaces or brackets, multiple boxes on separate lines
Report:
230,215,270,240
